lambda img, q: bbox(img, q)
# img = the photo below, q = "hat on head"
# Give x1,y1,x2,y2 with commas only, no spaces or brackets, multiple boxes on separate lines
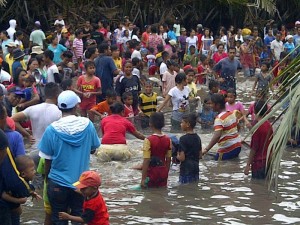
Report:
12,49,25,60
295,21,300,25
286,35,293,41
61,28,68,33
73,171,101,189
34,21,41,27
5,42,16,48
169,39,177,46
180,27,186,32
31,46,44,55
55,20,64,26
197,24,203,29
57,90,81,109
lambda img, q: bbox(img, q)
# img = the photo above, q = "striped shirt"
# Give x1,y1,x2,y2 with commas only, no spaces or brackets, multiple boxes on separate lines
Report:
214,111,241,153
73,38,83,59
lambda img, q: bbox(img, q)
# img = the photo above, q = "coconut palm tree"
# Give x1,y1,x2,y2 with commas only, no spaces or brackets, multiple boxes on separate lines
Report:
245,47,300,194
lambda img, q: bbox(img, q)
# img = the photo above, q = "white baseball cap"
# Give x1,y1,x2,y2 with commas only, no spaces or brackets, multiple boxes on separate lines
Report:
58,90,81,109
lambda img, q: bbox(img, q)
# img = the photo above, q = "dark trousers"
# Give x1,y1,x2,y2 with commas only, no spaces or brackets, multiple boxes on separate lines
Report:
0,207,12,225
47,179,84,225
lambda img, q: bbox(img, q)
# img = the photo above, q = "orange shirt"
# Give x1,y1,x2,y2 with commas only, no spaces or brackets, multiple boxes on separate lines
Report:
91,100,111,115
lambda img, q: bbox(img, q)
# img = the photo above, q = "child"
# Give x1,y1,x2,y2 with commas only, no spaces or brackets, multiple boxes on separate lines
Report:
183,45,198,68
132,57,142,79
115,61,141,113
141,112,172,188
14,31,24,50
260,45,271,65
162,59,177,97
225,88,246,115
22,74,36,102
76,61,101,119
90,89,117,120
186,69,199,112
2,155,40,224
244,100,273,179
158,73,190,132
198,97,215,129
57,50,74,80
122,92,134,118
234,40,241,61
72,29,84,70
252,62,273,94
202,94,241,160
111,45,122,70
59,170,109,225
139,81,158,128
146,47,156,76
131,40,142,60
177,113,202,183
60,78,73,91
203,58,215,86
207,80,220,98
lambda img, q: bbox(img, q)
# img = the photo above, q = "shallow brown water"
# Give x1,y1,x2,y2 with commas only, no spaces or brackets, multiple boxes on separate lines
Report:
21,75,300,225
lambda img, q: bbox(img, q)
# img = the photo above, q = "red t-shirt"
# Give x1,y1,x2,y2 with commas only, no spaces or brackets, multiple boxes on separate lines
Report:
82,191,109,225
124,105,134,118
101,114,136,144
77,75,101,106
99,28,108,38
213,52,228,63
250,120,273,172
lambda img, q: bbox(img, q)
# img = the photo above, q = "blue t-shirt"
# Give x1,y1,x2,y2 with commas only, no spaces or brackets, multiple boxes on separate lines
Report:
48,44,67,64
95,55,117,99
38,120,100,189
5,130,26,157
23,87,33,101
264,36,275,49
284,42,295,54
199,110,215,124
294,34,300,47
167,31,177,40
12,61,23,77
213,57,242,90
0,148,31,208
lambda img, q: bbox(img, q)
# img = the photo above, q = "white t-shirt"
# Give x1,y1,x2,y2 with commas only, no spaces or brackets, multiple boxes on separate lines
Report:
159,62,168,75
131,49,142,60
201,36,214,52
270,39,284,61
132,35,140,42
173,24,180,37
168,86,190,111
186,36,198,49
47,64,59,83
132,68,140,78
23,103,62,141
220,35,228,52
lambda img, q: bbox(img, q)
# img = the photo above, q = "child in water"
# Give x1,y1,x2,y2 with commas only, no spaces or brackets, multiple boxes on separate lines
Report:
141,112,172,188
244,100,273,179
225,88,246,115
198,97,215,129
59,171,109,225
177,113,202,184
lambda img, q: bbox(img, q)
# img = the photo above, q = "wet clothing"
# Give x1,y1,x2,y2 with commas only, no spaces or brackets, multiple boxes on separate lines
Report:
178,133,201,184
143,134,172,187
250,120,273,178
139,92,157,117
82,191,109,225
214,111,241,160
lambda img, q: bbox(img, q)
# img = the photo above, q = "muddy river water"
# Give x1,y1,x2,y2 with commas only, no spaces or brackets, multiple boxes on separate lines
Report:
21,77,300,224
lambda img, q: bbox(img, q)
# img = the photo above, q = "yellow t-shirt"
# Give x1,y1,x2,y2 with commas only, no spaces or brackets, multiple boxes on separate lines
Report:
113,57,122,70
188,82,197,98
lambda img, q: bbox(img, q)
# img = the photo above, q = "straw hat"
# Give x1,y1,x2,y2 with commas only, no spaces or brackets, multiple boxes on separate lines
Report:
31,46,44,55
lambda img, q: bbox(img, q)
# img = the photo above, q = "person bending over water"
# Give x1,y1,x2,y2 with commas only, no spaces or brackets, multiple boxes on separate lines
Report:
202,94,241,160
96,102,145,162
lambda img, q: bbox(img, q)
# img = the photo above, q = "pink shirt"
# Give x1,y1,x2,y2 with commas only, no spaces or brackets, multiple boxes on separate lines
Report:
225,101,244,112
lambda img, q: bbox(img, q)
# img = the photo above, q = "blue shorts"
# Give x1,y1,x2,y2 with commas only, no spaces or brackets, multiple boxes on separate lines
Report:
215,147,241,161
252,167,267,179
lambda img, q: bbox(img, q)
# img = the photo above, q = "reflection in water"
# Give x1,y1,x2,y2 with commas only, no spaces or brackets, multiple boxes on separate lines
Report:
21,77,300,224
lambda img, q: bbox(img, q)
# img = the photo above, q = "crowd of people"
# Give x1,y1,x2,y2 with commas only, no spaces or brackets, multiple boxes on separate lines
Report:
0,15,300,225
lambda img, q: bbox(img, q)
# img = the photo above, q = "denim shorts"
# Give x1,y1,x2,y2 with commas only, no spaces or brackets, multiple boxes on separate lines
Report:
179,174,199,184
215,147,241,161
47,179,84,225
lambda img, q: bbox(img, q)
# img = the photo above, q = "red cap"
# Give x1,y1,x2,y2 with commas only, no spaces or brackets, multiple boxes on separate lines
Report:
73,171,101,189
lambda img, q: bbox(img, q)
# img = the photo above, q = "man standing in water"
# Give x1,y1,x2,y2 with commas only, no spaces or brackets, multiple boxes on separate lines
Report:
38,90,100,225
213,47,242,92
94,43,120,102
